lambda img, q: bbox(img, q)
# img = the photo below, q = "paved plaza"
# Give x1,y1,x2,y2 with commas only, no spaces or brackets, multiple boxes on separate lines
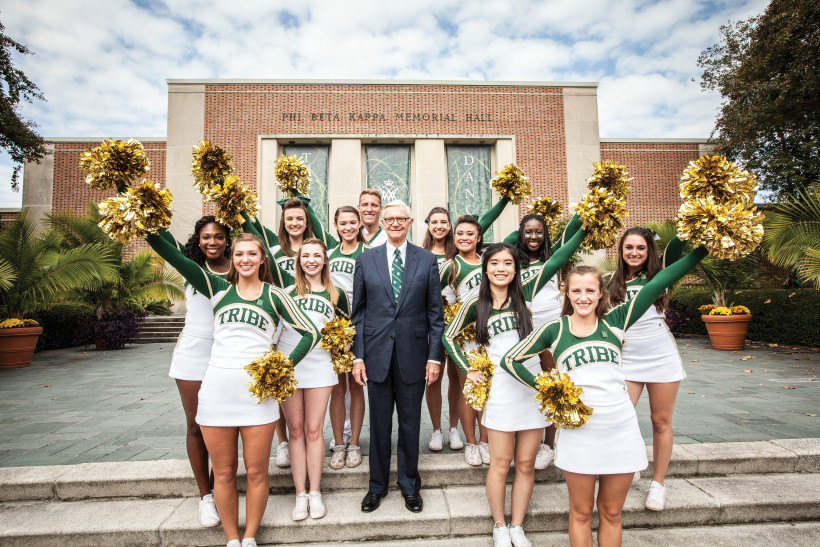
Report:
0,336,817,468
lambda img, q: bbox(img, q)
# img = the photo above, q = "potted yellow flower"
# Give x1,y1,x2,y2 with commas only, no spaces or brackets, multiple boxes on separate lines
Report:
699,304,753,350
0,319,43,368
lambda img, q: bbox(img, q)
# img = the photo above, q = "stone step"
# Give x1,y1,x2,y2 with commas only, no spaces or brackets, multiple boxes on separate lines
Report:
143,316,186,323
1,473,818,546
2,439,817,503
134,338,179,344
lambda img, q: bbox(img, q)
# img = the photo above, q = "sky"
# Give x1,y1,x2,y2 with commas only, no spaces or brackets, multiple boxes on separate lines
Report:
0,0,770,208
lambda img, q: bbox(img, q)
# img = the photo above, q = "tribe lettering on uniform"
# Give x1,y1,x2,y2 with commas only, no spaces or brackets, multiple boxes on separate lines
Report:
625,285,643,302
216,305,271,332
557,342,621,372
461,271,482,293
487,313,518,338
521,265,541,284
329,259,355,275
277,257,296,273
297,295,334,321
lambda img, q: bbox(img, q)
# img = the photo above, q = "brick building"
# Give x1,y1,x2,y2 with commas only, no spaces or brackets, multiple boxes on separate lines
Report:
18,79,712,244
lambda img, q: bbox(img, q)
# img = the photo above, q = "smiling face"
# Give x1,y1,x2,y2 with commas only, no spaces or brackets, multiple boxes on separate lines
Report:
199,222,228,262
522,218,545,255
567,272,602,318
232,240,263,279
485,248,516,289
622,234,649,273
454,222,481,254
381,204,412,245
427,212,451,241
299,242,326,278
334,211,361,243
358,193,382,228
283,207,307,238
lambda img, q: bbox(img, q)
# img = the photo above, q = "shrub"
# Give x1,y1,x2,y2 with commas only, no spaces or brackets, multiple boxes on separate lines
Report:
77,308,147,350
33,303,95,351
142,298,173,316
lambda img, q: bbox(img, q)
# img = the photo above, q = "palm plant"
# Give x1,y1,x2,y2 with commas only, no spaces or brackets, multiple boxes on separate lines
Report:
761,184,820,287
0,209,118,319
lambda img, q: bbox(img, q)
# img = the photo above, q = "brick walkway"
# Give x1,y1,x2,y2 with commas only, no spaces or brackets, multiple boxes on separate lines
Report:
0,336,817,467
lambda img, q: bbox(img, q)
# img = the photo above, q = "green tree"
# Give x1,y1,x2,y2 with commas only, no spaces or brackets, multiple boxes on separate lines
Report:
761,183,820,286
697,0,820,198
0,20,48,191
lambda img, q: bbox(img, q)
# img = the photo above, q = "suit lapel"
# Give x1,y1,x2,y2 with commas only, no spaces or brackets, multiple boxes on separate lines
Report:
373,244,396,306
396,244,420,312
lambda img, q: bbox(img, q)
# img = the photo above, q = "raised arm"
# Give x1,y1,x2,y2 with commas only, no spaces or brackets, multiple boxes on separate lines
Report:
501,321,561,389
661,236,686,268
478,196,511,233
441,298,478,374
551,213,582,254
241,212,289,288
145,233,225,297
270,287,319,366
158,230,185,252
304,198,338,249
527,226,586,299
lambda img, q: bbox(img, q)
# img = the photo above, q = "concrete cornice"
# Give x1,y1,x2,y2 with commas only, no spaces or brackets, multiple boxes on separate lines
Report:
165,78,599,88
43,137,166,143
601,138,709,143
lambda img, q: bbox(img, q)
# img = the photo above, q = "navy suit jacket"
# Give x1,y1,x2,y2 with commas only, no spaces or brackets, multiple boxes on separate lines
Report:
351,241,445,384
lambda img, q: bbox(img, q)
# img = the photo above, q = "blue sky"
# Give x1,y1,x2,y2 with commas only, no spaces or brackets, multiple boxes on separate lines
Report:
0,0,769,208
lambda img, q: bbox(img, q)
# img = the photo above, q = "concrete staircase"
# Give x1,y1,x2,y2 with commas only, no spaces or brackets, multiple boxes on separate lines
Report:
1,439,818,546
136,316,185,344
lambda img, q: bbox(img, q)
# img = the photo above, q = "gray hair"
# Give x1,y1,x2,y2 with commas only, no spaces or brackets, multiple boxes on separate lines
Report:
382,200,411,218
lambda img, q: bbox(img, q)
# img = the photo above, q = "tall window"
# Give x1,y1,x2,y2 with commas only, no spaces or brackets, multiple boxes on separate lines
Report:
446,145,493,241
283,145,330,227
365,145,411,206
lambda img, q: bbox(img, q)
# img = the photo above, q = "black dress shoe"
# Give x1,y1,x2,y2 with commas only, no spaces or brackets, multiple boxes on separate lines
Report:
403,493,423,512
361,491,387,512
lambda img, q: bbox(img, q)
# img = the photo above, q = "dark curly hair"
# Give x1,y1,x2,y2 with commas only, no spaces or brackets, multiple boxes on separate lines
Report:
183,216,232,266
514,214,552,268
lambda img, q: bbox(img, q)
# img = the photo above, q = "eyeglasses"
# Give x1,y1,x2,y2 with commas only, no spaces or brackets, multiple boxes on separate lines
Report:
383,217,410,225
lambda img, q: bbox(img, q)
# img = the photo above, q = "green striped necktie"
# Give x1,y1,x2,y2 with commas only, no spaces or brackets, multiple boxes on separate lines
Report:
391,248,403,301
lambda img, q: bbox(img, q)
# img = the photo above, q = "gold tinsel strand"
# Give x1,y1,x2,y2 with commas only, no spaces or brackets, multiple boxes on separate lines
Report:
207,174,260,230
245,350,298,403
585,160,632,198
462,346,495,411
274,155,311,197
573,187,629,250
679,155,757,205
534,369,593,429
191,141,233,195
527,197,563,238
320,317,357,374
491,164,532,205
98,180,173,244
675,196,765,260
80,138,150,191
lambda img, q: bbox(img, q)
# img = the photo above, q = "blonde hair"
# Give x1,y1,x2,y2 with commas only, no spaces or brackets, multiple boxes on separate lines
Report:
226,233,273,285
359,188,382,205
293,238,338,307
561,265,609,319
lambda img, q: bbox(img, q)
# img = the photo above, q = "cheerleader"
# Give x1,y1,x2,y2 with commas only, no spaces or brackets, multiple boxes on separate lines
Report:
272,238,350,521
443,236,585,547
607,227,687,511
159,217,230,528
146,232,319,547
502,247,706,547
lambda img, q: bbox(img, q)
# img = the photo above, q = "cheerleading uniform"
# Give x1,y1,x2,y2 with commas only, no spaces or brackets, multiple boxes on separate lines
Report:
502,247,707,474
362,225,387,247
146,233,320,427
617,237,687,383
441,229,586,432
328,242,368,303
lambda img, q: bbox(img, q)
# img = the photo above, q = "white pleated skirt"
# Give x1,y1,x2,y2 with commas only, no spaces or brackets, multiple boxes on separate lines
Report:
168,332,212,381
482,364,549,432
554,398,647,475
621,328,686,383
195,364,280,427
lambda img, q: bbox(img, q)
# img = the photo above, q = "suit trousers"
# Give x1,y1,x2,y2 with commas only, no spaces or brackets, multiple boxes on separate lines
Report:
366,346,426,496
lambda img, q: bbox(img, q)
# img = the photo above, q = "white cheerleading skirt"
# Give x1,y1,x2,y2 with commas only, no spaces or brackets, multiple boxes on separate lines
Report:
168,332,213,381
554,397,648,475
196,364,280,427
278,334,338,389
482,367,548,432
621,327,686,383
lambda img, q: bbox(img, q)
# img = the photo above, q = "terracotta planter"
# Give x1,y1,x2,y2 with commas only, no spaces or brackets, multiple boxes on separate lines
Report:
701,314,752,351
0,326,43,368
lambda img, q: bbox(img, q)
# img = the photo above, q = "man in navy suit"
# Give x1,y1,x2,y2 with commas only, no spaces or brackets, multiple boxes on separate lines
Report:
351,200,444,514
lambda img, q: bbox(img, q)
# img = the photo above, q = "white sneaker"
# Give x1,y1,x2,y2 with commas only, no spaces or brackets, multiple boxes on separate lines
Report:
241,539,257,547
309,490,326,519
479,441,491,464
448,427,464,450
493,524,512,547
329,444,346,470
226,541,241,547
633,470,641,483
275,441,290,467
429,429,443,451
465,443,482,466
645,480,667,511
198,493,220,527
534,444,554,470
291,492,309,521
508,525,532,547
346,444,362,467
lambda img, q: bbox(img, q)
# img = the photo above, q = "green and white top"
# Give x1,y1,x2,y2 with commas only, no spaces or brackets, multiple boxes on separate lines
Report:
328,242,368,302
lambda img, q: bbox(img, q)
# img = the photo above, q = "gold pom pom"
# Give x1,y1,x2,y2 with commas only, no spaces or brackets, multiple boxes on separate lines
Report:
679,155,757,205
443,301,461,326
462,346,495,411
573,187,629,250
320,317,357,374
534,369,593,429
80,138,150,191
676,196,764,260
191,141,233,195
98,180,173,244
274,155,311,197
206,175,260,230
527,197,563,238
245,350,298,403
491,164,532,205
585,160,632,198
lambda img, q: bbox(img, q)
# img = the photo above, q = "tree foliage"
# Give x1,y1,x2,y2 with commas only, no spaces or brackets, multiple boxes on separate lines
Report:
697,0,820,199
761,183,820,286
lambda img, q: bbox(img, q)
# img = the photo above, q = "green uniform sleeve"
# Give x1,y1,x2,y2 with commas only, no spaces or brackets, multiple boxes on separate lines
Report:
270,286,320,366
335,288,350,320
304,198,339,249
606,246,708,331
441,298,479,374
552,213,581,254
158,230,184,252
526,227,586,300
241,212,291,288
478,197,511,234
439,259,455,291
501,320,561,389
146,233,228,297
661,236,685,268
249,215,278,249
503,230,518,245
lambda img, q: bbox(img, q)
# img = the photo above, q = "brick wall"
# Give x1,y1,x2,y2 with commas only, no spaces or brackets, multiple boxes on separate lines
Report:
0,212,19,229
